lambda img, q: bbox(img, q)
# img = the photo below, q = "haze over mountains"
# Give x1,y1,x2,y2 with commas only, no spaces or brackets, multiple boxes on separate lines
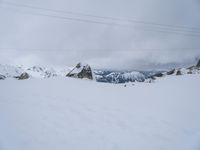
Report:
0,0,200,70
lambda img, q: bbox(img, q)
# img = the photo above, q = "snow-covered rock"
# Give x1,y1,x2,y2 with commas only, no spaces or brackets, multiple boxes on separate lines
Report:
0,65,59,79
0,74,6,80
27,66,57,78
0,64,23,78
66,63,93,80
15,72,30,80
166,69,176,75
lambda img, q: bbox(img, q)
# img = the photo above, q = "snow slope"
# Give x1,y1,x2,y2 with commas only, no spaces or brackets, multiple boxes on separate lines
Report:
0,75,200,150
0,64,23,77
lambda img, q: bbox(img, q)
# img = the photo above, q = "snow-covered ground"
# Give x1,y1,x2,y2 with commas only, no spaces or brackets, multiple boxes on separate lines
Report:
0,74,200,150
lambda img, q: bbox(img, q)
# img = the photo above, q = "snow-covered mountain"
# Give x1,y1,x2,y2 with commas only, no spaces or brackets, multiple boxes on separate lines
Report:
0,65,70,79
0,60,200,83
26,66,58,78
0,64,158,83
94,70,153,83
94,65,200,84
66,62,94,80
0,64,24,78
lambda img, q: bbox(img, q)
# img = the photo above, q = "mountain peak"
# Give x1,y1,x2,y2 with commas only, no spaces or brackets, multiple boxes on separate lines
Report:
66,62,93,80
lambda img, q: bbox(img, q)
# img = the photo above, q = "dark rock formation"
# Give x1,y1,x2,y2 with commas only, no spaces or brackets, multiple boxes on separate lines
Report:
66,63,93,80
187,70,193,74
152,72,164,78
167,69,175,75
15,72,30,80
176,70,182,75
0,74,6,80
187,66,195,70
196,59,200,68
150,76,156,80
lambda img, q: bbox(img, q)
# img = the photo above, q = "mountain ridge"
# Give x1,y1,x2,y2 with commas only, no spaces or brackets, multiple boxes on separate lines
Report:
0,60,200,83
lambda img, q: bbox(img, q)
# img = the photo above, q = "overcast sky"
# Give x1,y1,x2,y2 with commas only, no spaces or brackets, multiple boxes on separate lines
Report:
0,0,200,70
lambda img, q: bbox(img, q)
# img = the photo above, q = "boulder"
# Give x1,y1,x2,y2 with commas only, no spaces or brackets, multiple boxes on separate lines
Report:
16,72,30,80
66,63,93,80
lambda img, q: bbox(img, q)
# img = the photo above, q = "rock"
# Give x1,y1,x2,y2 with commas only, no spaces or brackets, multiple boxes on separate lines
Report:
27,66,43,72
152,72,164,78
167,69,175,75
196,59,200,68
150,76,156,80
145,78,154,83
176,70,182,75
66,63,93,80
187,70,193,74
187,66,196,70
0,74,6,80
15,72,30,80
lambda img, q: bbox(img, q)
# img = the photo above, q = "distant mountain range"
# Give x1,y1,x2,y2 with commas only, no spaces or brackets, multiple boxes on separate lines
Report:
0,59,200,83
0,65,70,80
94,70,155,83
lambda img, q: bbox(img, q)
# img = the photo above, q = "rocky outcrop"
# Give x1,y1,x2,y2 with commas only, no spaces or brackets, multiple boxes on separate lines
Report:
147,72,165,80
196,59,200,68
66,63,93,80
0,74,6,80
167,69,175,75
176,70,182,75
15,72,30,80
152,72,165,78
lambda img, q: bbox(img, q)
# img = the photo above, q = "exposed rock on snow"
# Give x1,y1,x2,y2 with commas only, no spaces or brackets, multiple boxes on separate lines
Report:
15,72,30,80
152,72,165,78
176,69,182,75
173,67,200,76
0,74,6,80
66,63,93,80
196,59,200,68
167,69,176,75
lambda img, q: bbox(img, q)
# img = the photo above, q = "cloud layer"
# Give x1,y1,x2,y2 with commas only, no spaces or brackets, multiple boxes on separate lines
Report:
0,0,200,70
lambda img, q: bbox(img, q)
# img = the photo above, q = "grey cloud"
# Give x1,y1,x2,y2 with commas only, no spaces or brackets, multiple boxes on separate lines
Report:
0,0,200,70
